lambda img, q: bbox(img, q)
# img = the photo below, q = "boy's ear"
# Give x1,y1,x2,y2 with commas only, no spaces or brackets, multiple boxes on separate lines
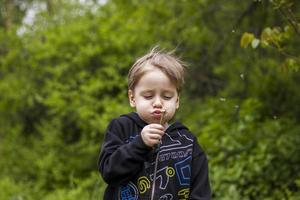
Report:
128,90,136,107
176,95,180,109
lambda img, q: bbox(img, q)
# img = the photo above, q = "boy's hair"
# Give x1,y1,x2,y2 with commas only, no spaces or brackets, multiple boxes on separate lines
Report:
128,47,186,93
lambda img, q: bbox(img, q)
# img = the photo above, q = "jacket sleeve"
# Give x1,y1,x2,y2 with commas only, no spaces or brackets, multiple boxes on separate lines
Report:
190,139,211,200
98,119,151,186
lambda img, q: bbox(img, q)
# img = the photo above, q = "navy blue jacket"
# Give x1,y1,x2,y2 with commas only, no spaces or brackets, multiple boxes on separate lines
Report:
98,112,211,200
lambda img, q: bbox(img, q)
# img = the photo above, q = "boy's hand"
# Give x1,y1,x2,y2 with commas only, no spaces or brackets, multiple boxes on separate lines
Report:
141,124,165,148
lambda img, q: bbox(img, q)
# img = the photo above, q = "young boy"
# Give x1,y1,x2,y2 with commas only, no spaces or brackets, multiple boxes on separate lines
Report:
98,48,211,200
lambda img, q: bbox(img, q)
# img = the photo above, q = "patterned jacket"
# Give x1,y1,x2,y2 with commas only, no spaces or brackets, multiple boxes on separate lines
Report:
98,112,211,200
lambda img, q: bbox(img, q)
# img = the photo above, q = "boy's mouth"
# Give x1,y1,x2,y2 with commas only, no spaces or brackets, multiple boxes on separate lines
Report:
153,110,162,114
152,109,166,114
151,109,166,119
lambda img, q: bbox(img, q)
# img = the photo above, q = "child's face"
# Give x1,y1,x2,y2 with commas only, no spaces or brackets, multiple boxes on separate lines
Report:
128,66,179,126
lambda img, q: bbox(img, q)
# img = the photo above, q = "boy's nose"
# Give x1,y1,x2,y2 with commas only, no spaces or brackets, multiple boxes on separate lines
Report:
153,97,162,107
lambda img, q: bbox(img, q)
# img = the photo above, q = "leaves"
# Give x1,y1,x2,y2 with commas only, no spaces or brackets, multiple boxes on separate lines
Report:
240,0,300,72
240,32,255,48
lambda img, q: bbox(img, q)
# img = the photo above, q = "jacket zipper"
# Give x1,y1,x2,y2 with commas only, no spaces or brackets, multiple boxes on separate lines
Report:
151,146,160,200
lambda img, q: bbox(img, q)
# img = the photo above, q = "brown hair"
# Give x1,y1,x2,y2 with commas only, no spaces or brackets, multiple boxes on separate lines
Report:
128,47,186,92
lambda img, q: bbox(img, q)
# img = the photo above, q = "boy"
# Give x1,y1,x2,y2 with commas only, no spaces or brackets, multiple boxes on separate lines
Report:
98,48,211,200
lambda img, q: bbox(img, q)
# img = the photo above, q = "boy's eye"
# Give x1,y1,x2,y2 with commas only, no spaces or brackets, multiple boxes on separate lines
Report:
143,95,153,99
163,96,172,100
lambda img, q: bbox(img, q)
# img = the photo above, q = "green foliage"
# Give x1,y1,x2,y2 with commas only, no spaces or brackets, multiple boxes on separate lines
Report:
180,96,300,199
240,32,256,48
240,0,300,72
0,0,299,199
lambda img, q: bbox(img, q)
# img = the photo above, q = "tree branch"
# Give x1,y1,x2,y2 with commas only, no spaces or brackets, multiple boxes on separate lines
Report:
278,7,300,35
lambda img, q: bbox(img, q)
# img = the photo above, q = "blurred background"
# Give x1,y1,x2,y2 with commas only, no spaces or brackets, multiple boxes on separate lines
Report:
0,0,299,199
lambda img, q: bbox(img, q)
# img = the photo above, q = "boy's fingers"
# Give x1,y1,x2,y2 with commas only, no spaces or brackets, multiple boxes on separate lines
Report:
148,124,164,130
141,124,165,147
150,138,160,145
147,125,165,134
149,134,162,140
148,128,164,136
